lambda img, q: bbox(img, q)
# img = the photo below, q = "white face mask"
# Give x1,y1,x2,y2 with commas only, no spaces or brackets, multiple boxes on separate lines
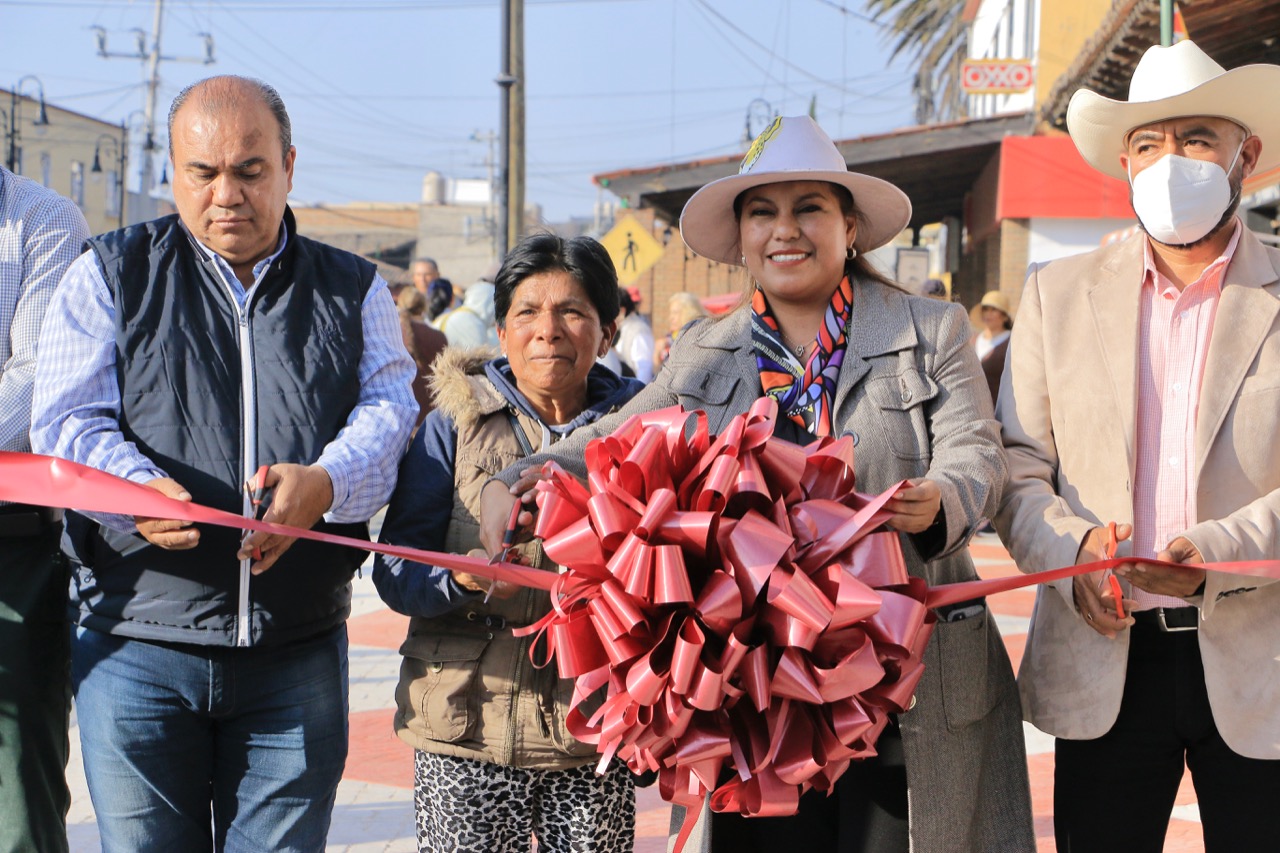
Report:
1129,142,1243,246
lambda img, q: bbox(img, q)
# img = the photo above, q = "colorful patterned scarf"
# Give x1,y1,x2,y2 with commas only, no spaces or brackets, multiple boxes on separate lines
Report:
752,276,854,437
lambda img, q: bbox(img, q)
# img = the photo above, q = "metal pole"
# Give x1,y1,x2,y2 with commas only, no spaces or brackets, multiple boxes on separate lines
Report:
118,123,128,228
496,0,513,260
6,90,16,172
508,0,525,248
1161,0,1173,46
140,0,164,221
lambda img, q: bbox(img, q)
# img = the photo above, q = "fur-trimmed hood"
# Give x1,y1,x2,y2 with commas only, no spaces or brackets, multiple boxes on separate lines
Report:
428,346,645,433
428,346,504,431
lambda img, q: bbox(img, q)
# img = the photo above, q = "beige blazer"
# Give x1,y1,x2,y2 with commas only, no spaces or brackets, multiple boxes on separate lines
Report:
995,226,1280,758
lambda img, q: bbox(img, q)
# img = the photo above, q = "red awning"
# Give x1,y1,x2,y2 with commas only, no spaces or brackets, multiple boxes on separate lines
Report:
998,136,1133,221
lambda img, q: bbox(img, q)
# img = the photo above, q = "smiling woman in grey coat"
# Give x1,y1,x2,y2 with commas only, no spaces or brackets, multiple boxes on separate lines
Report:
480,116,1034,853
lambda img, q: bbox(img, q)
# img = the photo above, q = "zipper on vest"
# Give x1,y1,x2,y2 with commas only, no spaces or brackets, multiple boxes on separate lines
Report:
236,305,257,648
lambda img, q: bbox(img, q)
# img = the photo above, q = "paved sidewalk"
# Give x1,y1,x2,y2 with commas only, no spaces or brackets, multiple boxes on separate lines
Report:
62,532,1204,852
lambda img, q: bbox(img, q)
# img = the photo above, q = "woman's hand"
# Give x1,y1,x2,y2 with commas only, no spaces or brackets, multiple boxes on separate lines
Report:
451,548,519,600
478,466,545,556
884,478,942,534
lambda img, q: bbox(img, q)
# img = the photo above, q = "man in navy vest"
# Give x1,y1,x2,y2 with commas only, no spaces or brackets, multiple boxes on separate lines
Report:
31,76,417,852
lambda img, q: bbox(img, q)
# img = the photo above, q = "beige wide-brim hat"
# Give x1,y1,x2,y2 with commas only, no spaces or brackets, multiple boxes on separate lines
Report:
1067,39,1280,181
970,289,1013,325
679,115,912,266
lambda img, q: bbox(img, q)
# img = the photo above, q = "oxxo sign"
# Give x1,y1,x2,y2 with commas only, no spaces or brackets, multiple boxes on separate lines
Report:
962,59,1035,94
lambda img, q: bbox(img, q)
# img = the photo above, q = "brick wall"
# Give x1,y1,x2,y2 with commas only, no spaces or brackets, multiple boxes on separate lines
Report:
956,217,1028,325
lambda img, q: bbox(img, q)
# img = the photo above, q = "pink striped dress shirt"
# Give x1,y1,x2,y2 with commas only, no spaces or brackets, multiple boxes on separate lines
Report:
1131,221,1242,611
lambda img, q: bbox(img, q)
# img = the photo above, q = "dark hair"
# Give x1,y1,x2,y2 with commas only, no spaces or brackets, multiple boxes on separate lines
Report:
427,278,453,320
415,257,438,269
618,286,637,315
732,181,901,292
168,76,291,162
493,233,620,328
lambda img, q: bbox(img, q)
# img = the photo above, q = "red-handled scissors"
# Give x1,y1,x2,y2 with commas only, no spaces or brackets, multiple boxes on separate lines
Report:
483,497,525,602
244,465,271,561
1102,521,1126,619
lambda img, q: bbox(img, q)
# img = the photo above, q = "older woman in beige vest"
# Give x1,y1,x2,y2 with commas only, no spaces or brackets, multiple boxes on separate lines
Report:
374,233,645,852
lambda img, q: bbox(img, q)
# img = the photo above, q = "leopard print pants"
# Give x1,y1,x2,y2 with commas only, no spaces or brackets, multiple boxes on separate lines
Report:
413,750,635,853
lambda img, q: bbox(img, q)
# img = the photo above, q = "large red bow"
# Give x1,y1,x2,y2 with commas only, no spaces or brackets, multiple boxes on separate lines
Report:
516,397,927,841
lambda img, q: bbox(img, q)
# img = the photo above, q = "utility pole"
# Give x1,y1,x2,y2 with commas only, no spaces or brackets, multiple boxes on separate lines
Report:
140,0,164,222
496,0,524,260
508,0,525,251
92,0,214,221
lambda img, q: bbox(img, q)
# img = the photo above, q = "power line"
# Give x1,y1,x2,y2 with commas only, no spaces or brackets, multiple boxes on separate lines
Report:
0,0,640,8
692,0,854,93
809,0,884,27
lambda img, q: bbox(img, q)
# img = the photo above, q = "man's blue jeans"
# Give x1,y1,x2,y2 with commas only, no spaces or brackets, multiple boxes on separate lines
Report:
71,623,349,853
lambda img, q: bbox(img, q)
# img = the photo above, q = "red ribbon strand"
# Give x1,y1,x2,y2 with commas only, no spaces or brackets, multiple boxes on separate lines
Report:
5,399,1280,850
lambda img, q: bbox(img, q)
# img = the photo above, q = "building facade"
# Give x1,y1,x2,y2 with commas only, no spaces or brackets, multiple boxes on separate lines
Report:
2,88,134,236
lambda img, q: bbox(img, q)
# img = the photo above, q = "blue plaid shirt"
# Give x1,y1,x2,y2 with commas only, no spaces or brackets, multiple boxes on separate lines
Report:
31,220,417,531
0,168,90,455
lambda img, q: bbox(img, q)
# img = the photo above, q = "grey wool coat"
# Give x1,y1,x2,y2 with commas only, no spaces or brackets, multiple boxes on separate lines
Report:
499,277,1035,852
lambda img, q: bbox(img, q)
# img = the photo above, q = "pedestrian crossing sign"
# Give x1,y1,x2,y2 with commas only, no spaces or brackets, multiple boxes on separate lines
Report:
600,215,665,285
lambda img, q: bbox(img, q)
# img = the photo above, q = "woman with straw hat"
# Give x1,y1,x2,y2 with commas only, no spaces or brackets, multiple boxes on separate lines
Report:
972,290,1014,404
481,115,1034,852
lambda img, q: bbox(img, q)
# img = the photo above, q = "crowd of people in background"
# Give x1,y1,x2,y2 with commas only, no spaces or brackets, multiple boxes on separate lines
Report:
4,35,1280,853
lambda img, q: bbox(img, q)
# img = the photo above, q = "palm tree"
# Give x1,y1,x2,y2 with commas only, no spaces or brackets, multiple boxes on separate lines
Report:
864,0,969,123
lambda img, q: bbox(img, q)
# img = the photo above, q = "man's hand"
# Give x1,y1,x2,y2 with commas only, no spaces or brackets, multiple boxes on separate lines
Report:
884,478,942,534
1116,536,1205,598
1072,523,1136,638
136,478,200,549
236,463,334,575
478,466,544,556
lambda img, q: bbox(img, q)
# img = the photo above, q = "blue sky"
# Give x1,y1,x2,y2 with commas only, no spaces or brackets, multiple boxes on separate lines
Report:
0,0,918,221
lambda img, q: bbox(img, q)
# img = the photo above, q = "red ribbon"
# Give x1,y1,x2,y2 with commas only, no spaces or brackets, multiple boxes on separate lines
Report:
5,400,1280,850
0,451,555,592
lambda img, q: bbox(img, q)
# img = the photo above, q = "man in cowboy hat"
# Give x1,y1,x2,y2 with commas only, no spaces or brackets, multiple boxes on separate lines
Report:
996,39,1280,852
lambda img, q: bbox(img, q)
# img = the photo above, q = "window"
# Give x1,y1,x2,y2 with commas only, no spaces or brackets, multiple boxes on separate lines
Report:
40,152,52,187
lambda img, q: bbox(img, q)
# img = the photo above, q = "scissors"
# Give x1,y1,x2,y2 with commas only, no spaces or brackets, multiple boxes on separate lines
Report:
243,465,272,561
483,497,525,603
1099,521,1126,619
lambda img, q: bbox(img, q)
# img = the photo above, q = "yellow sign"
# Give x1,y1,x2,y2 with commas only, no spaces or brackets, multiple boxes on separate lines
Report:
600,215,665,285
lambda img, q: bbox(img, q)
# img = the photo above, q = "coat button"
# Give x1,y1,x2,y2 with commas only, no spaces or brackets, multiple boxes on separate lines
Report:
900,377,912,403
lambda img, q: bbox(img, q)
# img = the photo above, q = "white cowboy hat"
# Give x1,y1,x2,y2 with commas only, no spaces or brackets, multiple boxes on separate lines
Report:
1067,39,1280,181
679,115,912,266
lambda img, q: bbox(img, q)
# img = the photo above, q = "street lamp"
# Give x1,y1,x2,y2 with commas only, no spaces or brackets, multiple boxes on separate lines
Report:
91,130,127,228
7,75,50,173
744,98,775,143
